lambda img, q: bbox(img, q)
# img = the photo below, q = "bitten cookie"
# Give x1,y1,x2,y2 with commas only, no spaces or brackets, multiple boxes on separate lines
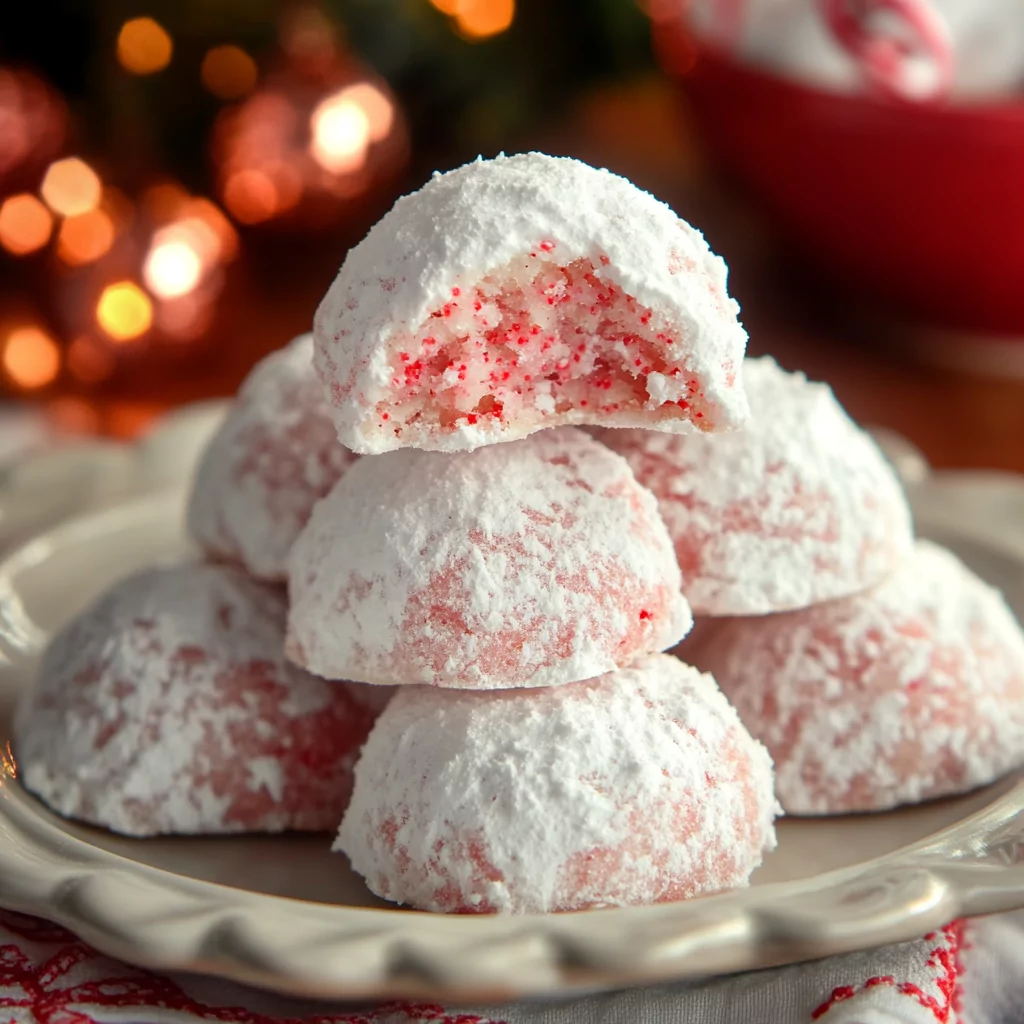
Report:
314,152,748,454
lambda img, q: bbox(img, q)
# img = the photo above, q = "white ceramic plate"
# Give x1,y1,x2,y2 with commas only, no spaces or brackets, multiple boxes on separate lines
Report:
2,414,1024,1002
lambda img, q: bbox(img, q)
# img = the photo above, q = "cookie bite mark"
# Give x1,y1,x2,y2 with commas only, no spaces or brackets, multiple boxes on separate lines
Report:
374,253,717,448
314,153,749,454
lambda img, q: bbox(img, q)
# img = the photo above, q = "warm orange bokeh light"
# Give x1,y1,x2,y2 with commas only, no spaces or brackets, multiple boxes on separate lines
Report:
117,17,173,75
96,282,153,342
172,218,219,263
201,45,258,100
57,209,115,266
2,326,60,389
142,188,237,256
336,82,395,143
144,238,202,298
0,194,53,255
263,162,303,212
223,169,279,223
181,198,238,261
0,68,68,180
455,0,515,38
158,294,212,340
41,157,102,217
428,0,462,13
310,94,370,173
67,336,116,383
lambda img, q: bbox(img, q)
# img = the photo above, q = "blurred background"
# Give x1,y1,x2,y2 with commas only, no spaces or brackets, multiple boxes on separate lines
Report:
1,0,1023,470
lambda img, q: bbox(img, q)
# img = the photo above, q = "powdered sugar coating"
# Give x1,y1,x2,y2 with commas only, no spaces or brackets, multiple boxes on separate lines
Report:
15,563,386,836
593,356,914,616
287,428,691,689
693,541,1024,814
187,334,359,581
337,653,777,913
314,152,748,454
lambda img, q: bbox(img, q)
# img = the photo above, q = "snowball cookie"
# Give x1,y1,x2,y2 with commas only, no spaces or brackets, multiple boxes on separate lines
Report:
337,653,777,913
287,428,691,690
314,152,748,455
593,356,913,616
694,541,1024,814
187,334,358,581
15,563,387,836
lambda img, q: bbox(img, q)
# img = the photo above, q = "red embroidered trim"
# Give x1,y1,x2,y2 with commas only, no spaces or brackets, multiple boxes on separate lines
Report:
811,921,966,1022
0,910,502,1024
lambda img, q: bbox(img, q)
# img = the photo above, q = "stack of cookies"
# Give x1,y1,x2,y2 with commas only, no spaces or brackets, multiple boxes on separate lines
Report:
15,153,1024,918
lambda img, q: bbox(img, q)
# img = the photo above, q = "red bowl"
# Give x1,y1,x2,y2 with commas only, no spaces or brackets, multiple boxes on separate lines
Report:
672,38,1024,335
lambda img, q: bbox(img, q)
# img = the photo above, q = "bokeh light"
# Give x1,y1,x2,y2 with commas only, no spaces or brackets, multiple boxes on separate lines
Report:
57,208,115,265
455,0,516,39
0,194,53,255
41,157,101,217
163,217,217,265
96,281,153,342
429,0,462,13
133,190,236,335
0,69,67,187
263,162,303,212
333,83,394,142
117,17,174,75
179,198,238,261
201,45,258,99
144,237,202,298
223,168,279,223
212,66,406,228
212,91,298,221
310,94,370,172
158,294,213,340
2,326,60,389
67,336,116,384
